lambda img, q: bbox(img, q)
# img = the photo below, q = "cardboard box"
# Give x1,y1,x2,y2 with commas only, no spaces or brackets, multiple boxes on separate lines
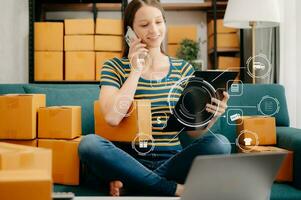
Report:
239,146,293,182
218,56,240,70
94,35,123,51
64,35,94,51
0,94,46,139
208,33,239,50
94,100,152,142
95,52,123,81
168,25,197,44
236,116,276,145
0,142,51,173
167,44,180,57
34,51,63,81
0,170,52,200
64,19,94,35
38,137,81,185
0,139,37,147
34,22,63,51
38,106,82,139
208,19,237,37
65,51,95,81
96,18,123,35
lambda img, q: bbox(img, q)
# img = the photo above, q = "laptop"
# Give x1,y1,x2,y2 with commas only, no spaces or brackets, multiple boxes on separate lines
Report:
163,70,239,132
181,152,286,200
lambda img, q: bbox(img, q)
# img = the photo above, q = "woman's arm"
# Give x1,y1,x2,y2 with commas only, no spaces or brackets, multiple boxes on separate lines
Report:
186,91,229,139
99,38,148,126
99,69,143,126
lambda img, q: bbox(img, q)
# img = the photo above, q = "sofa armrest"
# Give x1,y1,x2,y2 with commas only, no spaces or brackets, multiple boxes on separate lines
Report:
277,126,301,189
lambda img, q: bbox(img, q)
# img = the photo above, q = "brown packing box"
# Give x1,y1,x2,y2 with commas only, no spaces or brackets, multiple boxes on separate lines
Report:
0,142,51,173
96,18,123,35
65,51,95,81
34,51,63,81
208,33,239,50
239,146,293,182
0,94,46,139
38,137,81,185
64,19,94,35
94,35,123,51
0,139,37,147
218,56,240,70
0,170,52,200
207,19,237,37
64,35,94,51
94,100,152,142
167,44,180,57
38,106,82,139
34,22,63,51
168,25,197,44
236,116,277,145
95,52,123,81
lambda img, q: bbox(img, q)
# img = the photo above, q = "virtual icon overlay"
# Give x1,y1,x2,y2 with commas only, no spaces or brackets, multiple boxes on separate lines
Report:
236,130,260,152
113,95,135,117
258,95,280,116
131,133,155,156
246,54,272,79
129,51,152,73
167,75,219,129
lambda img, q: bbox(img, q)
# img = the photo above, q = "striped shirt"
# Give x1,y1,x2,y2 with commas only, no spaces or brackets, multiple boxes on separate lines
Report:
100,56,195,159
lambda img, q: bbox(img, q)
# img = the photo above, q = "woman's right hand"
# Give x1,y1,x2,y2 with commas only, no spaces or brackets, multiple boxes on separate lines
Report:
128,38,149,72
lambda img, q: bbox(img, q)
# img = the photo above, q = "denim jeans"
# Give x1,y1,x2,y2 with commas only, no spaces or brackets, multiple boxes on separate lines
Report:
78,133,231,196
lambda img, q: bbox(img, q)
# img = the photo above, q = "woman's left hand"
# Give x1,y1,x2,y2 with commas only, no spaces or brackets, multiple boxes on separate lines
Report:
206,91,229,117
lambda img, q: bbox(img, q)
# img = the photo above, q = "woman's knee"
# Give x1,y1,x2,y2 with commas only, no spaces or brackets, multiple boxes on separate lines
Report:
209,134,231,154
197,134,231,155
78,134,110,161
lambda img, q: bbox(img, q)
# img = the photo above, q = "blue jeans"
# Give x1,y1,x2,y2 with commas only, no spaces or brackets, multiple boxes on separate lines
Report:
78,133,231,196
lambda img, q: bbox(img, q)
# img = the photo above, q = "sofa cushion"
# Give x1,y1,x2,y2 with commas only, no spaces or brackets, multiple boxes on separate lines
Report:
0,84,26,95
23,85,99,135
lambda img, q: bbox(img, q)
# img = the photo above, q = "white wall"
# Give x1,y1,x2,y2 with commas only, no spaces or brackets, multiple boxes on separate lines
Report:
279,0,301,128
0,0,28,83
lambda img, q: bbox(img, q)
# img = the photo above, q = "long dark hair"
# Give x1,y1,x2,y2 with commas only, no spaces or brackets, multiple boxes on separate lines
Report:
122,0,166,58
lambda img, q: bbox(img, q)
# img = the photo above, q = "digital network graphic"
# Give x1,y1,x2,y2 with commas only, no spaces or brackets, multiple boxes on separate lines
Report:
112,53,278,155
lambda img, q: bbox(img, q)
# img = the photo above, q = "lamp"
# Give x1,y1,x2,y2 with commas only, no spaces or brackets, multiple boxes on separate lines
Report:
223,0,280,84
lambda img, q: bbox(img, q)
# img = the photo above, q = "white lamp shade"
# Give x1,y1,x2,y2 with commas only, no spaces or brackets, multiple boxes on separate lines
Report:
224,0,280,29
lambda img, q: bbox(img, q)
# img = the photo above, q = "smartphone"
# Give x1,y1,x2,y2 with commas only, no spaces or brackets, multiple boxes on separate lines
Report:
125,26,138,46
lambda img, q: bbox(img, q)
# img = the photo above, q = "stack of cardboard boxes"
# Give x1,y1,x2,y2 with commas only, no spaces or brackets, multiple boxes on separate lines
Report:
37,106,82,185
0,94,52,200
207,19,240,70
34,22,64,81
95,19,123,81
0,94,82,188
34,18,123,82
64,19,95,81
167,25,197,57
236,116,293,182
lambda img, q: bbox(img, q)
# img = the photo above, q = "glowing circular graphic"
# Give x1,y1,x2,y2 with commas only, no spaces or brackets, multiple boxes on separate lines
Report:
131,133,155,156
167,76,219,128
257,95,280,116
152,112,168,130
129,51,152,73
113,95,135,117
236,130,260,152
246,54,271,79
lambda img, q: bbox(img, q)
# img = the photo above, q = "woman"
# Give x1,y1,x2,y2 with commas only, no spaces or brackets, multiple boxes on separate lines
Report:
78,0,231,196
